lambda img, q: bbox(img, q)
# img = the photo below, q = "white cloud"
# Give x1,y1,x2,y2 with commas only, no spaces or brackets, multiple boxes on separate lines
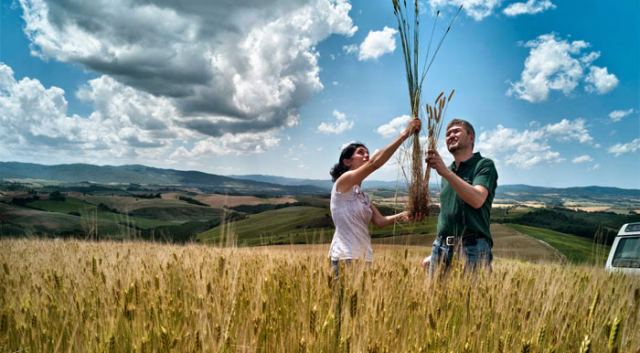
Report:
0,64,172,157
608,108,634,122
376,115,411,138
476,118,594,168
608,138,640,157
357,27,397,61
317,110,354,134
429,0,502,21
0,62,285,164
508,34,618,102
572,155,592,164
503,0,555,16
343,44,359,54
18,0,357,138
585,66,619,94
543,118,593,144
589,164,600,171
477,125,561,168
171,132,281,159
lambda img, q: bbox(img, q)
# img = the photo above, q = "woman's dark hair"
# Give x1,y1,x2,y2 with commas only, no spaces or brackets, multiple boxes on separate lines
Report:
330,142,367,182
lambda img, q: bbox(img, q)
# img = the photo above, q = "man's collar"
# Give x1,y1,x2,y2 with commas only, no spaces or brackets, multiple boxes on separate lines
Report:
450,152,482,171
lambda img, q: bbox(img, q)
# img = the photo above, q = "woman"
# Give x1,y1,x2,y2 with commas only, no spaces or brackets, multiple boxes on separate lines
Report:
328,119,421,272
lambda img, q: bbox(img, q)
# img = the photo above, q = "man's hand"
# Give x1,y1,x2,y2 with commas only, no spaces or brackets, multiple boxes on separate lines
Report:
411,211,425,222
426,149,450,177
426,149,490,209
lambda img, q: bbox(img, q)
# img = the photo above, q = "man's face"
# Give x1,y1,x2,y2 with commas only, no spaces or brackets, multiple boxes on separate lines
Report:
445,124,473,153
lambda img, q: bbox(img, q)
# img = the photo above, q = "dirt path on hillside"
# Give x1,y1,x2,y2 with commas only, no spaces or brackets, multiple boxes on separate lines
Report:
491,224,566,262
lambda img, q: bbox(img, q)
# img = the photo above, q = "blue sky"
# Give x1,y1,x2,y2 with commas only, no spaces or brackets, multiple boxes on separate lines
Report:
0,0,638,188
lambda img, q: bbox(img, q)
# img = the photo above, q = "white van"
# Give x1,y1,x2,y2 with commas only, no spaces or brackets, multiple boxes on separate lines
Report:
605,222,640,274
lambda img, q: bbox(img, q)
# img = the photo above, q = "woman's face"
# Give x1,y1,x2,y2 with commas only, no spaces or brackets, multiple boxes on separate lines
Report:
344,146,369,170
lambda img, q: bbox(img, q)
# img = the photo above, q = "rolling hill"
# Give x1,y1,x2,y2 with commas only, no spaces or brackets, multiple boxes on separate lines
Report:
3,161,638,201
0,162,324,195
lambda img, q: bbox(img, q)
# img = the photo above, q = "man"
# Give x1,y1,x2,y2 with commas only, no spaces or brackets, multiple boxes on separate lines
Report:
423,118,498,275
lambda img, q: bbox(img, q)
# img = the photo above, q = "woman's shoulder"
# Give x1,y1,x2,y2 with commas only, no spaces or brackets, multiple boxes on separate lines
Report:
332,182,359,198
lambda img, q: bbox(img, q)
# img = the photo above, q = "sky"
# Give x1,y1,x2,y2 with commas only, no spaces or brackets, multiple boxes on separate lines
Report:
0,0,638,188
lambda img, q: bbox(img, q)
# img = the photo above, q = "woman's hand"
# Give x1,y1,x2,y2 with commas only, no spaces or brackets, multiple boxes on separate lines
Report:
421,255,431,270
396,211,411,222
402,119,422,139
397,210,424,223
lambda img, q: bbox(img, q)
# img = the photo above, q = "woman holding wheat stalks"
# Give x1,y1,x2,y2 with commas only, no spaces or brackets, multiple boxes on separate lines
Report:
328,119,421,275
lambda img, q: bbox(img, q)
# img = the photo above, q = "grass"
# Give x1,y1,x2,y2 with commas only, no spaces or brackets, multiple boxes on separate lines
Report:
197,206,333,246
1,238,637,353
505,224,610,265
26,198,181,230
0,202,122,236
371,223,567,264
78,194,201,213
370,216,437,238
128,205,221,223
26,196,224,230
29,197,89,214
197,207,436,246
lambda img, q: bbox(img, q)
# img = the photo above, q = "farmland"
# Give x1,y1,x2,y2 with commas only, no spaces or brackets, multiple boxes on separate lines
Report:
1,238,638,352
2,174,638,353
2,167,639,248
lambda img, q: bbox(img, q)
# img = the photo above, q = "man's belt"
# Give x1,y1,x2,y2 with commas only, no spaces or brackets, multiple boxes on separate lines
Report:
438,232,483,247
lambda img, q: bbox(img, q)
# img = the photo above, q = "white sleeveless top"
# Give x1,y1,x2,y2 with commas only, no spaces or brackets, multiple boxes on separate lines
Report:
328,183,374,262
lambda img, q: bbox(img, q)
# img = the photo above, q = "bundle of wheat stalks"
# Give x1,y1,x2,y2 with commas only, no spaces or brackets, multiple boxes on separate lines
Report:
423,89,454,194
391,0,461,217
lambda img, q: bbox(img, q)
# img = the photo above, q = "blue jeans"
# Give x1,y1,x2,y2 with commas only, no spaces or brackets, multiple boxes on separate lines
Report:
330,259,349,278
429,237,493,277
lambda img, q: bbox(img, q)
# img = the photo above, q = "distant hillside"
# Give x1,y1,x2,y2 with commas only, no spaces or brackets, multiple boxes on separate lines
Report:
230,174,407,190
2,162,638,200
497,184,640,202
231,175,640,200
0,162,325,195
230,175,333,189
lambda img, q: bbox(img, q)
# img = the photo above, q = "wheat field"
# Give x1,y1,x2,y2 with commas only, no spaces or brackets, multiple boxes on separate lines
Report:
1,239,638,353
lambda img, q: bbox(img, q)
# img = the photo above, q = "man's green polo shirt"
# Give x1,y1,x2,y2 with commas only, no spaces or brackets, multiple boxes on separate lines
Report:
437,152,498,245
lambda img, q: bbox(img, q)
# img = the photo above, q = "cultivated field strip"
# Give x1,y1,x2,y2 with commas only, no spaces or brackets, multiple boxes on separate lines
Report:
1,239,638,352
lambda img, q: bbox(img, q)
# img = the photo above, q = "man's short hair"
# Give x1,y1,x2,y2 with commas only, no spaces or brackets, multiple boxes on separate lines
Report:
447,119,475,147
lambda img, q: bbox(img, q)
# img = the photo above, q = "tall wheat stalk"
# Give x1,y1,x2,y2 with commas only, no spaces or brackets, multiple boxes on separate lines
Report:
391,0,461,217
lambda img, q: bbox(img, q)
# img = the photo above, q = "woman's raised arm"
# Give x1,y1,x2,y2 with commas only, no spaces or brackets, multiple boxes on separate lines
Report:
337,119,421,191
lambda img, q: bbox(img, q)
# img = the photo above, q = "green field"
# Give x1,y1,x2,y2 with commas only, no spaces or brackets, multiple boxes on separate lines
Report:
197,206,440,246
505,224,610,264
370,216,437,238
198,206,334,245
0,202,126,236
1,195,228,239
27,198,181,229
29,197,89,213
128,205,221,222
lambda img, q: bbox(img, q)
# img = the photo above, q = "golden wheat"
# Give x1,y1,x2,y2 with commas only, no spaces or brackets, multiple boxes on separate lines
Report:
1,239,638,352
